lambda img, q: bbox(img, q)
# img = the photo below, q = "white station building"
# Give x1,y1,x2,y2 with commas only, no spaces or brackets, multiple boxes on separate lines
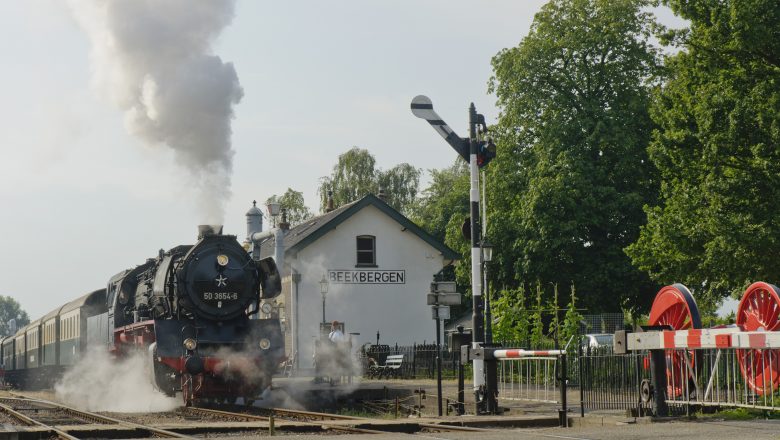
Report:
250,194,459,370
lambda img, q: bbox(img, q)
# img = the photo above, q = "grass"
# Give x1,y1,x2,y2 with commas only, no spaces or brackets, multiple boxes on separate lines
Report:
696,407,780,421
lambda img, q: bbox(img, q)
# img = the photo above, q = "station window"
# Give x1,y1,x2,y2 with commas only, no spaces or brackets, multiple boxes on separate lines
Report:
356,235,376,266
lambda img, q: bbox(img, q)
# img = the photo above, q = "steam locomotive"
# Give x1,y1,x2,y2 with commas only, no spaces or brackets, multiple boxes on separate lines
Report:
1,225,284,406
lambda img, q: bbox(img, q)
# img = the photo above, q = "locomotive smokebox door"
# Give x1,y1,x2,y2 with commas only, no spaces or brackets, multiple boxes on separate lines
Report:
257,257,282,298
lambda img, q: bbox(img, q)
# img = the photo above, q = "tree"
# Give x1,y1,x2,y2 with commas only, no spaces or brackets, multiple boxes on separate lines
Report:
0,296,29,337
266,188,313,227
626,0,780,304
318,147,421,215
410,159,469,243
487,0,662,314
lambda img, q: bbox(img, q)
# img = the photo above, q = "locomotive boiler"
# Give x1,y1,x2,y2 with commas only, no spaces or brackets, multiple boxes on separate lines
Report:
107,225,283,405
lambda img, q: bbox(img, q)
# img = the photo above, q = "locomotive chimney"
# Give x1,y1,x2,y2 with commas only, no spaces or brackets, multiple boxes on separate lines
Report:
198,224,223,239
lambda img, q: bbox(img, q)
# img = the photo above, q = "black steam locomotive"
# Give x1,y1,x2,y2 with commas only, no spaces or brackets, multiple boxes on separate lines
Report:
1,225,284,406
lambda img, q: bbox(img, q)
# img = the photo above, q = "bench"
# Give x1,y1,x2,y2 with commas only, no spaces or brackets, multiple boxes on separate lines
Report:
371,354,404,379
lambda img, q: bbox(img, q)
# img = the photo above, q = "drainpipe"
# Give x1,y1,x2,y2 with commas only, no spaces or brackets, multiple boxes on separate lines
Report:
291,269,301,372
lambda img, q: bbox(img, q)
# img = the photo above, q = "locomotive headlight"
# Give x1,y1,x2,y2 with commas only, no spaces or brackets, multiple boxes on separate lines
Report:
260,302,273,314
183,338,198,351
216,254,229,267
259,338,271,350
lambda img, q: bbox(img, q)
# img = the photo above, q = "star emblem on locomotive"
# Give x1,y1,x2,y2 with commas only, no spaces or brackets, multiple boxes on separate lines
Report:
215,275,228,287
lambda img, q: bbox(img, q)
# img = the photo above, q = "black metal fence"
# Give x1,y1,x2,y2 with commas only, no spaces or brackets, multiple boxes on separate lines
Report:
355,339,657,416
357,343,462,379
578,345,651,414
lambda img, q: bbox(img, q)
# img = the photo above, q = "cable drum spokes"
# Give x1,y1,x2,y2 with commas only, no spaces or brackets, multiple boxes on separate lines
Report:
648,284,702,398
736,282,780,395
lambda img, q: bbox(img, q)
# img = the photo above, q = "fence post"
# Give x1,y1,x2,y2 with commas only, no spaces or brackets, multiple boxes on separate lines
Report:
559,353,568,427
578,341,585,418
412,343,417,378
458,345,466,415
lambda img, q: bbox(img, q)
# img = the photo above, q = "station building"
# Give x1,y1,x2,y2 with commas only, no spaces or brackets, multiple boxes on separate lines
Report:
252,193,459,370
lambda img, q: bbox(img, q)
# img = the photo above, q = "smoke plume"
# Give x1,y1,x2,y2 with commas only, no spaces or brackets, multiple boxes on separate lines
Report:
55,347,179,412
70,0,243,223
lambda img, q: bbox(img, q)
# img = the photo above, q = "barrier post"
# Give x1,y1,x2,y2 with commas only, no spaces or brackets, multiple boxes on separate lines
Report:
458,344,467,415
558,353,568,427
649,349,668,417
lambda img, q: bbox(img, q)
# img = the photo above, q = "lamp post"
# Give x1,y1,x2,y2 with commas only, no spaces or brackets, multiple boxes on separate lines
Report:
481,240,494,343
319,274,329,324
267,201,281,227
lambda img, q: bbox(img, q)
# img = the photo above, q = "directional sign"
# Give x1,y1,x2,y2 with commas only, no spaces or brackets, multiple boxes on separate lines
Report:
430,281,457,294
427,293,461,306
431,305,451,320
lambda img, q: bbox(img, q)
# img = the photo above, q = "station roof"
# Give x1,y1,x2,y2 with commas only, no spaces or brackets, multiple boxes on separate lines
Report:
258,193,460,261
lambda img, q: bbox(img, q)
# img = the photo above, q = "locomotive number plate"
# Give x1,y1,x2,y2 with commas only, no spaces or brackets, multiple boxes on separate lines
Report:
203,292,239,301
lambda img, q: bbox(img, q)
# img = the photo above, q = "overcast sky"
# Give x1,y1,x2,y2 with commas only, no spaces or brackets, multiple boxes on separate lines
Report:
0,1,692,320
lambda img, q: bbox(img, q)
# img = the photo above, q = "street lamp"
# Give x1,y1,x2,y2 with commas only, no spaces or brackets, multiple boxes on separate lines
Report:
481,240,494,343
267,201,281,217
482,240,493,263
320,274,329,324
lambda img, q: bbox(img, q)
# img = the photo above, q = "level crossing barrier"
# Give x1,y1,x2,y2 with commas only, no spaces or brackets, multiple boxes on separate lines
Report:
467,342,570,426
615,282,780,415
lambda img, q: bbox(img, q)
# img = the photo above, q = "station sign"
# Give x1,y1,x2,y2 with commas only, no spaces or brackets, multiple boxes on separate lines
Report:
430,281,457,293
427,293,462,306
431,305,451,320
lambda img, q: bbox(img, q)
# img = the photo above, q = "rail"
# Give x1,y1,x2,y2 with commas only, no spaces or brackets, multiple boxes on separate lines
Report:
1,395,192,439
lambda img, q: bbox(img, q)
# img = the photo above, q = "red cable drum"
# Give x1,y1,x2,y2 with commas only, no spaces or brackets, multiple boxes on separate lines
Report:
736,281,780,395
648,284,702,398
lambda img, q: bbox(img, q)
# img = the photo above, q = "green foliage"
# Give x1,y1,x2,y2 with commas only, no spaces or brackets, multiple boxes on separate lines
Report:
318,147,421,215
530,282,545,346
548,284,560,341
265,188,313,227
0,296,29,337
487,0,663,314
626,0,780,303
561,283,584,349
410,159,469,243
492,284,530,342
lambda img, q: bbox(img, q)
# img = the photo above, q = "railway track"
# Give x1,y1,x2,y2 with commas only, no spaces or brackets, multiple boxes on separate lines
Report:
0,396,192,439
189,405,493,434
187,405,385,434
3,392,494,437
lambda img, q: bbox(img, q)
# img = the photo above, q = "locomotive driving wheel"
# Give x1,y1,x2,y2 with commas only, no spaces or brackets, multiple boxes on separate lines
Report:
736,282,780,395
648,284,702,398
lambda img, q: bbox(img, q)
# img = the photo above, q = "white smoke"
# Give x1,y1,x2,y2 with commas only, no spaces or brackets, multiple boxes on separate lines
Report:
69,0,243,223
55,347,179,412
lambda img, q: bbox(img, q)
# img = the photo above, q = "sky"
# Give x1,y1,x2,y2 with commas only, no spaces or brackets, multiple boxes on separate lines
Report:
0,1,697,320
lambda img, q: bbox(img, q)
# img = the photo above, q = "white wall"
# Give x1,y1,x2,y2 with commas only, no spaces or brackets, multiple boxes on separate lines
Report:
288,205,450,367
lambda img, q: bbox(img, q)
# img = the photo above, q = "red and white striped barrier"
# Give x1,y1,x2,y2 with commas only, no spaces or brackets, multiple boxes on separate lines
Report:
493,349,565,359
624,327,780,350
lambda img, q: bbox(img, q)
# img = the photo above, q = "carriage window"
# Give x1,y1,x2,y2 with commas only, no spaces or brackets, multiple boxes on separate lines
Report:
356,235,376,266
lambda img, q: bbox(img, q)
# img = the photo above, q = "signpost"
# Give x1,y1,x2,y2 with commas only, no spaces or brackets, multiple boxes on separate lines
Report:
428,281,461,416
